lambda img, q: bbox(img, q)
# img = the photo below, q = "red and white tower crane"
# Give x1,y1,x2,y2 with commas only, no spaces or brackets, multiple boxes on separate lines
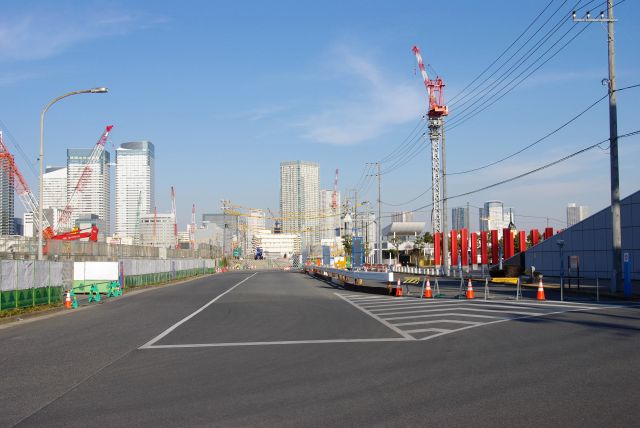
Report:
189,203,196,249
170,186,178,248
412,45,448,233
58,125,113,232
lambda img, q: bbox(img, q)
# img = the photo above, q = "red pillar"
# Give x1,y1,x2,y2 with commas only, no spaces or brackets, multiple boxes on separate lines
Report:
480,231,488,265
531,229,540,246
519,230,526,253
451,230,458,267
434,232,441,266
544,227,554,239
491,230,499,265
460,228,468,267
471,232,478,266
502,228,511,259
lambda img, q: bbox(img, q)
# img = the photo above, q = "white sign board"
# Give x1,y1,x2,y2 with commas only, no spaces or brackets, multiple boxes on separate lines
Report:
74,262,119,281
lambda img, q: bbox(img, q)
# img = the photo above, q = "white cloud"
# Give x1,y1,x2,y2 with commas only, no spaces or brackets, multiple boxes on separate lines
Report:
298,46,425,145
0,9,165,62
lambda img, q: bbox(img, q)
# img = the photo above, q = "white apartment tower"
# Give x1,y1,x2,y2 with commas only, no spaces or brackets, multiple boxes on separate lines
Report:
567,203,588,227
319,189,341,241
115,142,155,242
280,161,320,248
66,148,110,234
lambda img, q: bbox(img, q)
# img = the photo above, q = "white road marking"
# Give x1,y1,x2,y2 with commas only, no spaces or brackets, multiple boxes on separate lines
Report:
139,273,258,349
384,312,504,321
394,319,481,327
334,293,415,340
374,306,546,317
143,338,411,349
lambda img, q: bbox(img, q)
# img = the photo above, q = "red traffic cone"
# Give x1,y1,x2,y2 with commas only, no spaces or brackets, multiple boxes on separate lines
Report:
423,279,433,298
395,279,403,297
64,290,72,309
466,278,475,299
537,278,546,300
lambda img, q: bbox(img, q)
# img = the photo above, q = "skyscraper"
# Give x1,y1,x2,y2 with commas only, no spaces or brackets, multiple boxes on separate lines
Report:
0,156,14,235
115,142,155,241
452,207,469,230
43,166,67,210
567,203,588,227
67,148,111,235
480,200,507,235
280,161,320,248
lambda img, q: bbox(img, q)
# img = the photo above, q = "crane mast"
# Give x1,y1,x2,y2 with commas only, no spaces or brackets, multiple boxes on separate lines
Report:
331,169,339,212
189,204,196,249
412,45,448,234
171,186,178,248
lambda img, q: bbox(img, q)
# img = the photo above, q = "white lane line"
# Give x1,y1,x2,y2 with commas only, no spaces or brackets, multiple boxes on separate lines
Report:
143,338,410,349
395,319,481,327
482,301,598,309
413,328,451,334
346,296,393,302
384,312,505,321
139,273,258,349
334,293,415,340
375,307,545,317
361,301,466,309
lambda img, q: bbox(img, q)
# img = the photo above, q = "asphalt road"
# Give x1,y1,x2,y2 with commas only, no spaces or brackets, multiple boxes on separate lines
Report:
1,271,639,427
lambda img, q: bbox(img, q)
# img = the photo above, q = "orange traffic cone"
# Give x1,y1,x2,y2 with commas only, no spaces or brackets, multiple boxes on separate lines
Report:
395,279,403,297
466,278,475,299
64,290,72,309
537,278,546,300
423,278,433,298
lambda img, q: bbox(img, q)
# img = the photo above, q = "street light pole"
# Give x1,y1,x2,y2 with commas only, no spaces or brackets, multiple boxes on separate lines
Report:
38,87,108,261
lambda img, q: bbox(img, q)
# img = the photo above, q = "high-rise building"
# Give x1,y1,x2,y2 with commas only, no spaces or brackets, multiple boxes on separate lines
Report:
246,208,266,247
391,211,414,223
0,156,14,235
42,166,67,211
67,148,110,235
319,189,341,242
139,213,174,248
567,203,588,227
280,161,320,248
480,201,508,235
115,142,155,241
452,207,469,230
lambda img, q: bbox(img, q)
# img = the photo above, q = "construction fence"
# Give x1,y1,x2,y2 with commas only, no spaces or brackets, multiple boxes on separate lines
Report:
121,258,217,288
0,260,68,311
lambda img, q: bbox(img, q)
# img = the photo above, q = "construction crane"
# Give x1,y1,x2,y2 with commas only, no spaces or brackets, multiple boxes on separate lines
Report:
189,203,196,249
58,125,114,232
0,132,54,239
331,168,339,212
170,187,178,249
412,45,448,233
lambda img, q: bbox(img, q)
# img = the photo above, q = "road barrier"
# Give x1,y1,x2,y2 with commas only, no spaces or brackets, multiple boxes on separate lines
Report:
0,260,66,312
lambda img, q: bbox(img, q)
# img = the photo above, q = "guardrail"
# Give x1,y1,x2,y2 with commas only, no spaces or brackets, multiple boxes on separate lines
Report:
304,266,394,288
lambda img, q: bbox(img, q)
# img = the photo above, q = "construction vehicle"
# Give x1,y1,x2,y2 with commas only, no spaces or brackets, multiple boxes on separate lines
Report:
44,225,99,254
255,247,264,260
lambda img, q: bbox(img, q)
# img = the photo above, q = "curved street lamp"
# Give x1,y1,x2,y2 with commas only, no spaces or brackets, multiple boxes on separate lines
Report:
38,88,109,260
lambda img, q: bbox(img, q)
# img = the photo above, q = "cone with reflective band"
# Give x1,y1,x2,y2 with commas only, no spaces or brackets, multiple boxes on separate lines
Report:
64,290,72,309
537,278,546,301
395,279,403,297
423,278,433,298
466,278,475,299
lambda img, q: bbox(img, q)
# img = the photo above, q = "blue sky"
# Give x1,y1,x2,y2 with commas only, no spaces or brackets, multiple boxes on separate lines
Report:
1,0,639,232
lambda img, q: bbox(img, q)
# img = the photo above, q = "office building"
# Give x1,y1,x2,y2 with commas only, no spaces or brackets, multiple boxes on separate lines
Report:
452,206,469,230
252,229,301,259
139,212,175,248
280,161,320,248
567,203,588,227
42,166,67,211
392,211,414,223
67,148,110,235
115,142,154,242
480,201,510,236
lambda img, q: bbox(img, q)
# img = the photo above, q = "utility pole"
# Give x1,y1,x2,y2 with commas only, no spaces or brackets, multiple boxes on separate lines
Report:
573,3,621,292
377,162,382,265
221,199,228,258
